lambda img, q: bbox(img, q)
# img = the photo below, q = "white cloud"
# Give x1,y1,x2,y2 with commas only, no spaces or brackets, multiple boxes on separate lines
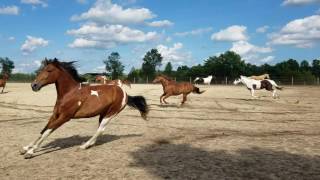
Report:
0,6,19,15
282,0,320,6
21,36,49,55
21,0,48,7
256,25,269,33
71,0,155,25
268,15,320,48
230,41,273,63
8,36,15,41
260,56,275,63
67,24,158,49
156,43,192,65
147,20,173,27
175,27,213,37
211,25,248,42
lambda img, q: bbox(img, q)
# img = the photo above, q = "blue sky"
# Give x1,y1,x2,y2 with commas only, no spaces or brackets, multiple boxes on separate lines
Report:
0,0,319,73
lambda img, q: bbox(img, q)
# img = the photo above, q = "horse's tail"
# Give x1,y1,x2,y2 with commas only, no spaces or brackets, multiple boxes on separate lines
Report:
269,80,283,90
127,95,149,120
193,86,205,94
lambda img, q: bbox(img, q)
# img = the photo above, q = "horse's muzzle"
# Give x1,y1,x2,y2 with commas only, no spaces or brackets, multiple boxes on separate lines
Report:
31,82,42,92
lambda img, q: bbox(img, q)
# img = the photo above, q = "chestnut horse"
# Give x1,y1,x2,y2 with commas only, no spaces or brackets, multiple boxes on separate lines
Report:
96,75,131,88
20,59,148,159
0,73,9,93
153,75,205,105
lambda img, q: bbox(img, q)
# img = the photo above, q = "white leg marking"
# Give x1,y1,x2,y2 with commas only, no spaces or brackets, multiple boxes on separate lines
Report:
25,129,52,155
80,116,114,149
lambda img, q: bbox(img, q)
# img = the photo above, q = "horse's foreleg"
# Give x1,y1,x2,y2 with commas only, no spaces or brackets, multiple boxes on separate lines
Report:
251,89,257,98
160,93,166,104
162,94,171,104
22,115,70,159
1,86,4,93
80,114,116,149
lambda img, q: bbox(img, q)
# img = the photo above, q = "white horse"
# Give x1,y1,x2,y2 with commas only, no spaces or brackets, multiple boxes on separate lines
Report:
233,75,282,98
194,75,213,85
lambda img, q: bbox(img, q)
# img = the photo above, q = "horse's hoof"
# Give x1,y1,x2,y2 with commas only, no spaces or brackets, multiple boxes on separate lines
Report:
19,149,27,155
24,153,33,159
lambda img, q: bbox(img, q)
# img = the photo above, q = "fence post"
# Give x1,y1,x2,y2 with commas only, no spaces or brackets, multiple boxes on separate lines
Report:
225,77,228,85
317,77,319,85
291,76,294,86
134,77,136,84
146,76,148,84
189,77,191,83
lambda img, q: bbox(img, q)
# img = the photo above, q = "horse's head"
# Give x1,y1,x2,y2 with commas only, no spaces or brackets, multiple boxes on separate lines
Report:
32,58,84,92
31,59,61,91
265,74,270,79
233,78,242,85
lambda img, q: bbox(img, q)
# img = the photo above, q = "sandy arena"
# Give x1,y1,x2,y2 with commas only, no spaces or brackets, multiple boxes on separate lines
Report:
1,83,320,179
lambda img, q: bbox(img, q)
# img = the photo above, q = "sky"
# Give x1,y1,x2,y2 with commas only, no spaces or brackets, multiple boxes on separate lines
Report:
0,0,319,74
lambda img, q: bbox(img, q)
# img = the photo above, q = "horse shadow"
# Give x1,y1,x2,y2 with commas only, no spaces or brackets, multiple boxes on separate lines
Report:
130,143,320,179
34,134,142,157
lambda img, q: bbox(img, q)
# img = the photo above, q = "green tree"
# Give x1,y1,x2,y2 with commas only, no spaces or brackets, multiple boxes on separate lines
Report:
127,67,141,82
141,49,162,79
300,60,310,72
312,59,320,77
163,62,173,76
104,52,124,79
0,57,15,75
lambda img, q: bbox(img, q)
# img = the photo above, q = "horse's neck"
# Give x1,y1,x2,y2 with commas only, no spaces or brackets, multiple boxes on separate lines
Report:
160,79,170,87
241,78,253,86
55,72,79,99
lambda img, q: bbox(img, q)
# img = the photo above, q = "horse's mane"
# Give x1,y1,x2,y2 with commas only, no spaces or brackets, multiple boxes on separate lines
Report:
158,74,174,81
41,58,85,82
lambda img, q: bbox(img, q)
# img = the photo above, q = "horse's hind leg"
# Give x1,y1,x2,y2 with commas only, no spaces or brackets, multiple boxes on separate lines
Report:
80,114,116,149
181,94,187,105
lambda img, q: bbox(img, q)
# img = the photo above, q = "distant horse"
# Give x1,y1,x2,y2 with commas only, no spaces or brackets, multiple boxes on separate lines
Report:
233,75,282,98
153,75,205,105
249,73,270,80
194,75,213,85
20,58,148,159
0,73,9,93
95,75,108,84
96,75,131,88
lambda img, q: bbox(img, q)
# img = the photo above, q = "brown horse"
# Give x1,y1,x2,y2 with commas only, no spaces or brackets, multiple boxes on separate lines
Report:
153,75,205,105
20,58,148,159
0,73,9,93
96,75,131,88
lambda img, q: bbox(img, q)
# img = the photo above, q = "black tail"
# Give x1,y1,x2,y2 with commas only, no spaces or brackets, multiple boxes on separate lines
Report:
276,86,283,90
127,95,149,120
193,86,205,94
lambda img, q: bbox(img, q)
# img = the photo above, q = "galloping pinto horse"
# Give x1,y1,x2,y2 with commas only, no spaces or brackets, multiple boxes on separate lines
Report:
194,75,214,85
96,75,131,88
249,73,270,80
0,73,9,93
234,75,282,98
20,58,148,159
153,75,205,105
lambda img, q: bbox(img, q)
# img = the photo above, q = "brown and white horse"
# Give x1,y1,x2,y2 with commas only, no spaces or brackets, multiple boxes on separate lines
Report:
0,73,9,93
20,59,148,159
96,75,131,88
153,75,205,105
249,73,270,80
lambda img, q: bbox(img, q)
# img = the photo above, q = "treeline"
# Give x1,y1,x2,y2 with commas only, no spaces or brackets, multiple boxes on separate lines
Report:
127,51,320,84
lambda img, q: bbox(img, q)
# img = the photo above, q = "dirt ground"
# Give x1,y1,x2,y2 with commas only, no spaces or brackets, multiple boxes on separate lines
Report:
1,83,320,180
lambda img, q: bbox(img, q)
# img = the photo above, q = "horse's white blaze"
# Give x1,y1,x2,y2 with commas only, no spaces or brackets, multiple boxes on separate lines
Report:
78,101,82,106
91,90,99,97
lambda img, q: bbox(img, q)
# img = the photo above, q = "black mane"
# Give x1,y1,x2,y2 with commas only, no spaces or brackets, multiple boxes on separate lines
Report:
41,58,85,82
